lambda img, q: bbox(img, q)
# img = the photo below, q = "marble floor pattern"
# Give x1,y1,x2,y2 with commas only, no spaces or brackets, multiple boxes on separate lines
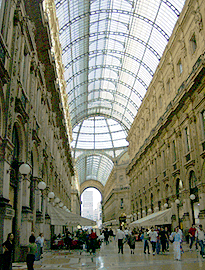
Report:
12,240,205,270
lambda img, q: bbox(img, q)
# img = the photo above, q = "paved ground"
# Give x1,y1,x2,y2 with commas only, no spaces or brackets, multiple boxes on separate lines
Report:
12,240,205,269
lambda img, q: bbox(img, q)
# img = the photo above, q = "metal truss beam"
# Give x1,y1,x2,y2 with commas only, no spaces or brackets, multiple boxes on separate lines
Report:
90,18,129,30
59,9,169,41
75,151,115,165
62,31,161,60
67,77,143,101
69,97,136,119
71,107,132,129
89,37,126,48
69,88,139,110
72,112,130,131
64,49,154,76
162,0,180,16
66,64,148,89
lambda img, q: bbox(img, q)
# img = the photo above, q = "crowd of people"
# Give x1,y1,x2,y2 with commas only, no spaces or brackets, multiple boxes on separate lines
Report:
1,223,205,269
51,228,101,254
113,223,205,261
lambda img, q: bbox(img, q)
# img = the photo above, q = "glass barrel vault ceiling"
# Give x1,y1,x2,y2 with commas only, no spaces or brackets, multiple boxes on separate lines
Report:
55,0,186,186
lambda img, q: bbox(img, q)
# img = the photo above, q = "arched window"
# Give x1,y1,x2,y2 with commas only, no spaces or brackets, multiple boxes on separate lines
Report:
12,125,20,161
176,178,183,198
189,171,197,189
151,193,154,212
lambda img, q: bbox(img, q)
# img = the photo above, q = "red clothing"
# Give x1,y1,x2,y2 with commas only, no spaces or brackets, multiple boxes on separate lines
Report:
188,227,196,237
90,232,97,239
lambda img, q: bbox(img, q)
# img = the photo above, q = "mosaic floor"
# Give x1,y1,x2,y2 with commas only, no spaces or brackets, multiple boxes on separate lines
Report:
12,240,205,270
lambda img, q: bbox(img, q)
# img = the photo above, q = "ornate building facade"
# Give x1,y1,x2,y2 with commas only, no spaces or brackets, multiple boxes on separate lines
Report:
0,0,74,261
127,0,205,230
103,152,130,227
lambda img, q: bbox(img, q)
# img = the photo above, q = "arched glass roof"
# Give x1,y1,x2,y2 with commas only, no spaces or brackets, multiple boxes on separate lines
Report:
72,116,128,151
55,0,186,186
76,153,114,185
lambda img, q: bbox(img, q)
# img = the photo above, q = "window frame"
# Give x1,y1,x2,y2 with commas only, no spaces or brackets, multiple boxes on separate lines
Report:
190,33,197,54
177,58,183,75
184,126,191,153
200,110,205,140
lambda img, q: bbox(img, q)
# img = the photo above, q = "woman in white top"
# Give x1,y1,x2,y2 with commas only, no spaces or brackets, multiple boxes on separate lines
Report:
36,233,44,259
171,227,182,261
149,227,158,255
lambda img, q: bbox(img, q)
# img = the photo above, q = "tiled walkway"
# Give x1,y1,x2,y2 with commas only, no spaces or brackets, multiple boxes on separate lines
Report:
12,241,205,269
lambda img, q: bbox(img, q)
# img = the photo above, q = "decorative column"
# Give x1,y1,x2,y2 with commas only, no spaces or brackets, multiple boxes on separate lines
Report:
0,139,15,253
198,183,205,228
182,190,191,229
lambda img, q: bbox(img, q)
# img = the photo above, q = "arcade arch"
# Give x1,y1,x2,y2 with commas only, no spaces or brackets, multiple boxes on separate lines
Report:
80,180,104,201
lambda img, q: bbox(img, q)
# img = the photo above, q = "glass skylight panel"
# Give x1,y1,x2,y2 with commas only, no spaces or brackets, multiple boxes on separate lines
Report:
111,130,127,140
113,138,128,148
142,54,159,77
96,140,113,149
136,72,152,91
156,6,177,34
77,140,94,149
148,31,167,56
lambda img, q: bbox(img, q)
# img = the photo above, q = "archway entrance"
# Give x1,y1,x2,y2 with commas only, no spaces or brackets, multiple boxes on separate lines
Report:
81,188,102,228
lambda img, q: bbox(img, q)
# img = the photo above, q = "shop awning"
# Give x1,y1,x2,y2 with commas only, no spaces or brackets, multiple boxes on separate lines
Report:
47,204,96,227
102,219,118,227
130,208,173,227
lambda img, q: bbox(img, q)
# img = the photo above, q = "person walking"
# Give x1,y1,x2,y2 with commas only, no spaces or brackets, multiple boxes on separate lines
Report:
159,227,168,254
188,224,196,250
164,227,170,251
2,233,14,270
172,227,182,261
149,227,158,255
143,229,150,254
26,235,37,270
89,229,97,254
195,224,205,258
103,228,109,245
36,233,44,259
116,226,125,254
128,231,136,254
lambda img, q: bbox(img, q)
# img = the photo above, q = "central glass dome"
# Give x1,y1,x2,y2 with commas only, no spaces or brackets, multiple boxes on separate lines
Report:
71,116,128,151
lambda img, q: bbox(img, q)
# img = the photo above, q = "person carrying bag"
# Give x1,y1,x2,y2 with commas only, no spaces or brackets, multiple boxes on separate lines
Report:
27,235,37,270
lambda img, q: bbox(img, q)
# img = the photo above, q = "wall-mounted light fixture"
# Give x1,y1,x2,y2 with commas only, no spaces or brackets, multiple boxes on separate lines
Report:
48,192,55,199
38,181,46,191
19,163,31,176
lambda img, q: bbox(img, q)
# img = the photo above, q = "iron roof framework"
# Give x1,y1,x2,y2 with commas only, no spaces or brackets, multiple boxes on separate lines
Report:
55,0,186,186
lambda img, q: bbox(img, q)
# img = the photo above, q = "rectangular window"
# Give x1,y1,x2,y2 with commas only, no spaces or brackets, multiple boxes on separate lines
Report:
173,140,176,162
167,79,170,94
120,198,123,209
201,110,205,139
190,34,197,53
184,127,191,152
177,59,183,74
158,95,162,108
155,158,157,176
162,150,166,171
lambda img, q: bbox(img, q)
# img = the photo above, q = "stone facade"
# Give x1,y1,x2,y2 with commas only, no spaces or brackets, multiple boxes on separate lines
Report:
0,0,74,261
127,0,205,230
103,151,130,227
